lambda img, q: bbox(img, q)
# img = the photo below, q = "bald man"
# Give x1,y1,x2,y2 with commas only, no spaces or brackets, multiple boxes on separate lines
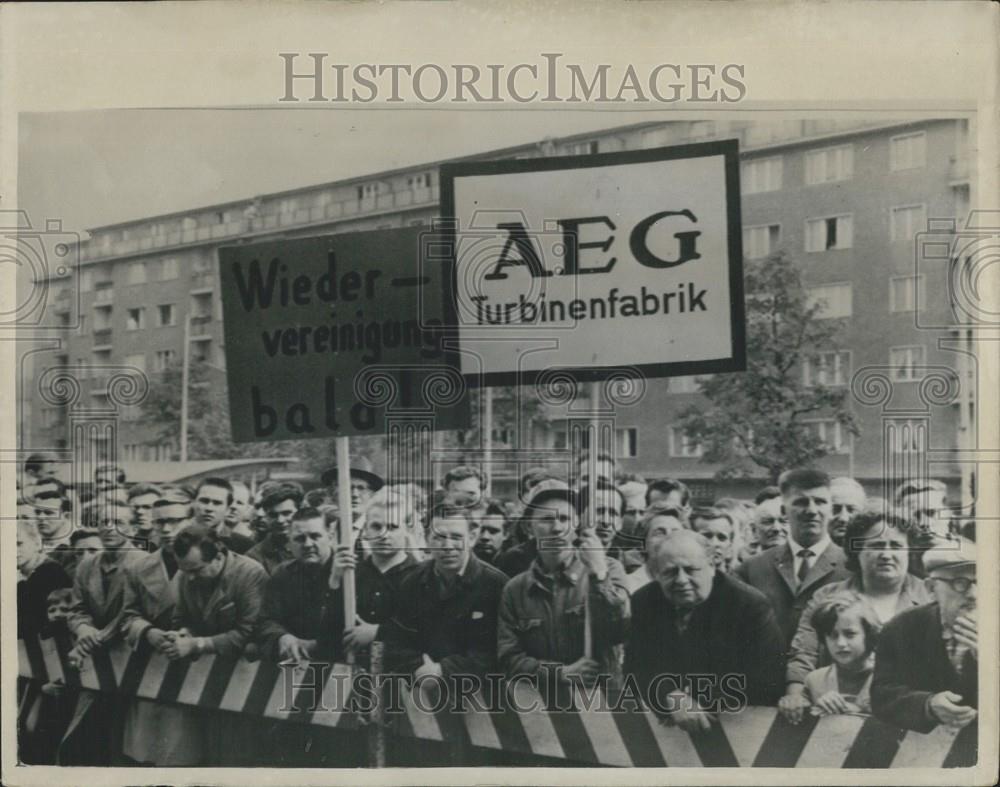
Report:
624,530,785,732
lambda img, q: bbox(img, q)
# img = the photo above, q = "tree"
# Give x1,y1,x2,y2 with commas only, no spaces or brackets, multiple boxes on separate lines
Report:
138,359,372,478
676,251,859,483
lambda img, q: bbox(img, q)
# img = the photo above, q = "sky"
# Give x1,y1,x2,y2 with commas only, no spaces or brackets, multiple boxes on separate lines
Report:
17,108,664,235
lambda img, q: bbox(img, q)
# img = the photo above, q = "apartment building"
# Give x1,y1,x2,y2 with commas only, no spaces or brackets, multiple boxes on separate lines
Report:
26,117,974,502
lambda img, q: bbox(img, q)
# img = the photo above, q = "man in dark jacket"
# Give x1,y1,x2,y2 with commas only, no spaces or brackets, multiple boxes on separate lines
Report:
258,506,343,662
872,538,977,732
625,530,785,733
381,504,508,683
497,480,629,695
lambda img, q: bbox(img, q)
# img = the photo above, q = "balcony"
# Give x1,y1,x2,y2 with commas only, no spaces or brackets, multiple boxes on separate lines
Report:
92,327,113,344
190,313,213,326
191,272,216,292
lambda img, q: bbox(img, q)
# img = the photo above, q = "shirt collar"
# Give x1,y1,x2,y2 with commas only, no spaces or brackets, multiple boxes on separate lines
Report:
369,551,409,575
531,550,584,588
787,532,831,558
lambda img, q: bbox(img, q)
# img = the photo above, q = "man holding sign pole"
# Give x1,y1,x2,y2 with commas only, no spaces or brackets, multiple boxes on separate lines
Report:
497,480,629,699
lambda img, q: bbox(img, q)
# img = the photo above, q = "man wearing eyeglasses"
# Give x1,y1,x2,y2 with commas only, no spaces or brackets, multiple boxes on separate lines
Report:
872,538,977,732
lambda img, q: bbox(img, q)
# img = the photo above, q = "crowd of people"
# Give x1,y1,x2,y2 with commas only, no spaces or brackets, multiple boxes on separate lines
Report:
16,452,979,767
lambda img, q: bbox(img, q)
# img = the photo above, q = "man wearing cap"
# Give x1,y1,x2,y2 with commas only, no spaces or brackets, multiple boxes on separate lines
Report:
246,482,303,575
872,538,978,732
497,479,629,694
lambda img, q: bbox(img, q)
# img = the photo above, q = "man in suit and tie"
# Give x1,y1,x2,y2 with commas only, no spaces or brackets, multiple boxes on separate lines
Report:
735,469,850,649
872,538,978,732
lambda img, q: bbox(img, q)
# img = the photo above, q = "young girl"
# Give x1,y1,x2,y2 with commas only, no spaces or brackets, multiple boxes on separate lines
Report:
804,593,881,716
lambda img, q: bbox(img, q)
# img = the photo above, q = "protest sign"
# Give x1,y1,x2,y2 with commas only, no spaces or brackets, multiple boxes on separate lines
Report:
218,226,468,442
440,139,745,385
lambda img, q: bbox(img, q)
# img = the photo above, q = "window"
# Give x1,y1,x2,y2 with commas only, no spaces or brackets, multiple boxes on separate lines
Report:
154,350,176,372
160,257,179,280
890,419,926,454
125,307,145,331
805,215,853,252
157,304,176,327
357,183,380,201
567,140,599,155
890,132,926,171
92,307,113,331
616,427,638,458
491,428,514,445
806,420,849,454
127,262,147,285
182,216,198,231
803,350,851,386
191,340,212,363
890,345,925,381
279,198,298,214
150,442,173,462
124,353,146,373
743,224,781,259
742,157,783,194
669,427,703,458
890,275,926,313
806,283,853,318
805,145,853,184
123,443,144,460
890,204,927,243
407,173,431,190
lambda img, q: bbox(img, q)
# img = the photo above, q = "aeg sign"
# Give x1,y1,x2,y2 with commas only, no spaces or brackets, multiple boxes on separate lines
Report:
439,139,745,385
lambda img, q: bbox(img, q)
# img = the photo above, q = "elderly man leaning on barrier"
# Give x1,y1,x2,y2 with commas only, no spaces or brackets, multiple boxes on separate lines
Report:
871,538,978,733
624,530,785,733
118,489,197,765
497,480,629,695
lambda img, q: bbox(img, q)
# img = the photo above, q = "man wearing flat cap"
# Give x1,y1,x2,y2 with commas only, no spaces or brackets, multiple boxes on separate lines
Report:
871,538,978,732
497,479,629,695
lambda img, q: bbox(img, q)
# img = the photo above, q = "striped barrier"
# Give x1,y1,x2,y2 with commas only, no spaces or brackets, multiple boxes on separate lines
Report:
18,636,977,768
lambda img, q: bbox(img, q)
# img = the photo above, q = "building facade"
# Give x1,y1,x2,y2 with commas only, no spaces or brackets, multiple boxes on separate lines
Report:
25,117,974,503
